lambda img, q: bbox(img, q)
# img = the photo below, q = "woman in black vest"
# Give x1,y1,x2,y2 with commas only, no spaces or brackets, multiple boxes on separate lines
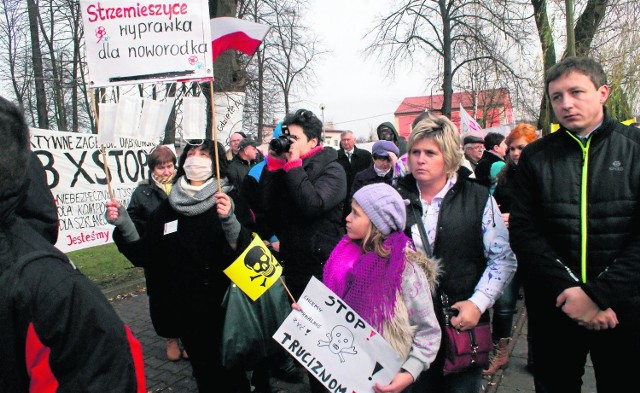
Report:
396,114,516,393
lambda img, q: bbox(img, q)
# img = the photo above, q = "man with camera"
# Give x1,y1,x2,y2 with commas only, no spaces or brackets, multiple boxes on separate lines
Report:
259,109,347,304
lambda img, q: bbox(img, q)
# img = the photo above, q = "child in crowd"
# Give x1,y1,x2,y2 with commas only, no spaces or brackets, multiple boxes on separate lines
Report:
297,183,441,393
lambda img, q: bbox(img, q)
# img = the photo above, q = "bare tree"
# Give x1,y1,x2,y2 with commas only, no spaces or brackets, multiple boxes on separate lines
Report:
0,0,29,109
531,0,640,132
263,0,325,115
366,0,534,118
237,0,324,141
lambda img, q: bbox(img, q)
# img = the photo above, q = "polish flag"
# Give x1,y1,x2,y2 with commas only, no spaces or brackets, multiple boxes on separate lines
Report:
210,17,271,62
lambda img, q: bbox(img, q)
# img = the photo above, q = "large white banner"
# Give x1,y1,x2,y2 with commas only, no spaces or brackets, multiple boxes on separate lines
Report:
30,128,156,253
273,277,402,392
80,0,212,86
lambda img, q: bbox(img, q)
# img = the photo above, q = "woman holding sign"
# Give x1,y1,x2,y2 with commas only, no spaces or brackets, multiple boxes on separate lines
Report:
107,139,272,393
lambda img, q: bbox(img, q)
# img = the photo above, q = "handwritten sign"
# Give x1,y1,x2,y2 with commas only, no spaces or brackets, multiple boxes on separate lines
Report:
273,277,402,392
80,0,212,86
30,128,156,253
211,92,245,146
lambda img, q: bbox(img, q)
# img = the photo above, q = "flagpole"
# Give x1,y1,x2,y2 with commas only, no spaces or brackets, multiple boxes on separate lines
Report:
279,277,296,303
209,79,222,193
90,87,114,200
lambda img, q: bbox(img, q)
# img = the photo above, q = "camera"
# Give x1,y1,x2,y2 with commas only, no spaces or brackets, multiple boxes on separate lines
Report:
269,134,293,155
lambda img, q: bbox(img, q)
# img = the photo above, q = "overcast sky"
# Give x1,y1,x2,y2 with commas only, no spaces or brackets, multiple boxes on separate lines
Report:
294,0,433,140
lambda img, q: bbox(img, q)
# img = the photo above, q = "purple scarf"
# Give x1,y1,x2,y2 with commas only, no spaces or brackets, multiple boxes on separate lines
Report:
323,232,411,332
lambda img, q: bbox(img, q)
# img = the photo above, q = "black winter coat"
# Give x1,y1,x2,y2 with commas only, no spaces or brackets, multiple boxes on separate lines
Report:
510,113,640,323
121,179,178,336
337,146,372,221
351,165,393,198
114,182,254,336
260,147,346,299
0,187,144,392
474,150,503,188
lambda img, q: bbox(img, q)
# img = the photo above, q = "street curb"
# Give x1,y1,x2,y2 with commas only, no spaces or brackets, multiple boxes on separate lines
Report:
101,277,147,300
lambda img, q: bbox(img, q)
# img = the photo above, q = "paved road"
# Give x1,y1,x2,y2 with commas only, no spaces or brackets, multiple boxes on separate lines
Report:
109,288,596,393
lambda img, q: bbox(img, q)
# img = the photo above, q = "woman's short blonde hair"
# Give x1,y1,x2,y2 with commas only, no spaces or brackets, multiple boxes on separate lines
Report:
407,113,463,178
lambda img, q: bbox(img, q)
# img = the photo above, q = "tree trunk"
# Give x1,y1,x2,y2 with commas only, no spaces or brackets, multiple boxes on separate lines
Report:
573,0,608,57
26,0,49,129
532,0,556,135
440,0,452,117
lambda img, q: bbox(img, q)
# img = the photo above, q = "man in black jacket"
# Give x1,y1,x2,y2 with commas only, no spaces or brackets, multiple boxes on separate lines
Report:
336,130,372,223
473,132,506,188
509,56,640,392
0,95,146,392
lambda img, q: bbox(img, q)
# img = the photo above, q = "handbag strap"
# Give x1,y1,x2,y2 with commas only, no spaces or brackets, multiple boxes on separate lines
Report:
411,204,433,258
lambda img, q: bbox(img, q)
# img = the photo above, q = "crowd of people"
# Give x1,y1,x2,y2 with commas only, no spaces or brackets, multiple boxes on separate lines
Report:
1,55,638,393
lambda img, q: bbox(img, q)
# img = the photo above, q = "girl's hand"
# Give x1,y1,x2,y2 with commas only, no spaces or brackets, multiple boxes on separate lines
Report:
291,302,302,311
373,370,413,393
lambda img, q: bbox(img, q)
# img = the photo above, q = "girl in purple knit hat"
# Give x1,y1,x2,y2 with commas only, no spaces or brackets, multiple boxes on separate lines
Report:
306,183,441,393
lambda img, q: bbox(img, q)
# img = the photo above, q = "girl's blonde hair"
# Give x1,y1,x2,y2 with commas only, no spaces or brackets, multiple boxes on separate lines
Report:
360,223,391,258
407,113,463,178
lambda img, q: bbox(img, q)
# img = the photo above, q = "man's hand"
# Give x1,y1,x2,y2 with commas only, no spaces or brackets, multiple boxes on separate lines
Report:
556,286,599,324
582,308,618,330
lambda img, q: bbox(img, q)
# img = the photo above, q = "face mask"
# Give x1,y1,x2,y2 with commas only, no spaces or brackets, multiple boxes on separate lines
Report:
183,156,213,181
374,165,391,177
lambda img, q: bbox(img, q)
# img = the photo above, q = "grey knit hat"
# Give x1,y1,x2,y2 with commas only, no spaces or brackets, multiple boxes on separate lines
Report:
352,183,407,235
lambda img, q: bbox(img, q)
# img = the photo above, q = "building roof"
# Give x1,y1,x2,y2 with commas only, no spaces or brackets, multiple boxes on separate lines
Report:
395,88,511,115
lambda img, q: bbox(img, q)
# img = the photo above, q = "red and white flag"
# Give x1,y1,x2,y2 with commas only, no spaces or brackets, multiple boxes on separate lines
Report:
210,17,271,62
459,103,482,133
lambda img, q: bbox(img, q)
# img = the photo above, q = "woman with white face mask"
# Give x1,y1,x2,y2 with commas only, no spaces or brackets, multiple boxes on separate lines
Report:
106,139,273,393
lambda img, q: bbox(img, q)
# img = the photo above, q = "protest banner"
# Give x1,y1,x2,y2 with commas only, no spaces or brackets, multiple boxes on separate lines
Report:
212,92,246,146
30,128,156,253
273,277,402,393
80,0,213,87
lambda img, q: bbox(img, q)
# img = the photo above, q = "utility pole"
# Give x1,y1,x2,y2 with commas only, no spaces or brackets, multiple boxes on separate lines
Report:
319,103,326,143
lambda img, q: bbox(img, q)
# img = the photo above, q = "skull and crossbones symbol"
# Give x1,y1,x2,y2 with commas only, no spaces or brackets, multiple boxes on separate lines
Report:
317,325,358,363
243,245,280,287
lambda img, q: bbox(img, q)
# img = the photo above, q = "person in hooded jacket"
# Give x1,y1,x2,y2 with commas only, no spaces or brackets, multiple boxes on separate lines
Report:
107,139,271,393
377,121,408,156
0,95,146,393
18,151,58,244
